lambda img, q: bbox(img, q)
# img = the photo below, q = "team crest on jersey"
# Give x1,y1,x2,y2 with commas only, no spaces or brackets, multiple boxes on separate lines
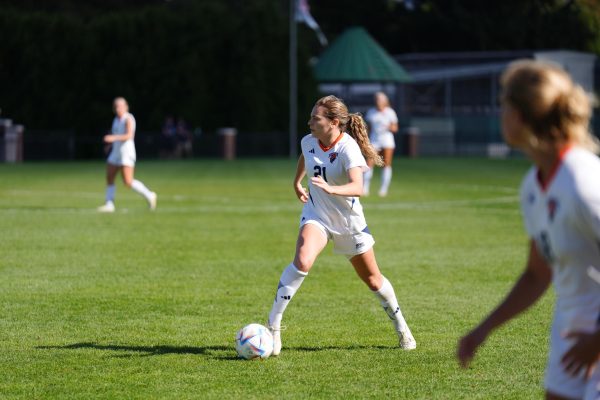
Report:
329,152,338,164
547,198,559,222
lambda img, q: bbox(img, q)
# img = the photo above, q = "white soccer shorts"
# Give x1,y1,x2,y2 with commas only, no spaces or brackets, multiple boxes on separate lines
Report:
107,143,136,167
370,132,396,151
544,308,600,399
299,211,375,258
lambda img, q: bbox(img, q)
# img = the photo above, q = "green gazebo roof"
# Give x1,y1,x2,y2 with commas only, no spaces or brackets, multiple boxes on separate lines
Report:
314,27,411,83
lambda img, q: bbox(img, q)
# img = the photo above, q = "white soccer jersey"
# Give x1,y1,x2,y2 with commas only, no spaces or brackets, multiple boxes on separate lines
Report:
520,147,600,398
365,107,398,149
301,133,369,235
108,112,137,166
111,112,136,144
520,147,600,327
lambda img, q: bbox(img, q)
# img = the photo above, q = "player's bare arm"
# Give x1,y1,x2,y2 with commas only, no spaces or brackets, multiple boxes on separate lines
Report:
104,118,134,143
293,154,308,203
458,240,552,368
310,166,363,197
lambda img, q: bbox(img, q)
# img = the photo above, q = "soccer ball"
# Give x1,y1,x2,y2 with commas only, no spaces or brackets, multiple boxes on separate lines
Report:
235,323,273,360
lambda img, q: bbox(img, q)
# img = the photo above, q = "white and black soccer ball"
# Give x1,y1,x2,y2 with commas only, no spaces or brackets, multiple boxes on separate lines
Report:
235,323,273,360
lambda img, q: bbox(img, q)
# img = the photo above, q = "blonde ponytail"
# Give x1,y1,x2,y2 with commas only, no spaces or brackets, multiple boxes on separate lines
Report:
562,85,600,153
347,113,384,167
314,95,384,166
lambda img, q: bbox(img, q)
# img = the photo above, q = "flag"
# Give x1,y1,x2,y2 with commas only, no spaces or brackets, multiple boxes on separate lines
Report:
295,0,328,46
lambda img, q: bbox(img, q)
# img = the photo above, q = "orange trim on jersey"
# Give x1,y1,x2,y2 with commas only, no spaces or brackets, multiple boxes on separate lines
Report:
536,144,573,192
319,132,344,152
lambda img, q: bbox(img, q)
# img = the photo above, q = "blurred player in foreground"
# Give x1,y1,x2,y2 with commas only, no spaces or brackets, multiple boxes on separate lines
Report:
97,97,157,212
266,95,416,356
457,60,600,400
363,92,399,197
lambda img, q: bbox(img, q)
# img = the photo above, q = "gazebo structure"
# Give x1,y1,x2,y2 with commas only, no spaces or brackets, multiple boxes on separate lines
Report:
314,27,411,110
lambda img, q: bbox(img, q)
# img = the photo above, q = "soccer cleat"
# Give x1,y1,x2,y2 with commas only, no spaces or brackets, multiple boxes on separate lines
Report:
267,323,283,356
398,329,417,350
148,192,157,210
97,202,115,213
378,189,388,197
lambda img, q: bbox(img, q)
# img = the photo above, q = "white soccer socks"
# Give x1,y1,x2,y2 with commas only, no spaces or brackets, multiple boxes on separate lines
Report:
365,167,392,197
99,181,156,212
131,179,157,210
373,276,416,350
379,166,392,197
373,276,407,332
268,263,307,327
106,184,116,203
97,185,116,212
363,168,373,196
268,263,308,355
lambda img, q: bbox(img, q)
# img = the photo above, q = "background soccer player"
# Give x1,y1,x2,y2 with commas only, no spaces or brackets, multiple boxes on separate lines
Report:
98,97,157,212
457,60,600,400
363,92,399,197
267,95,416,356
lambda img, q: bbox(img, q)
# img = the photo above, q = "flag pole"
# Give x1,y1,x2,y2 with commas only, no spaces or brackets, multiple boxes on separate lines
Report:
289,0,298,158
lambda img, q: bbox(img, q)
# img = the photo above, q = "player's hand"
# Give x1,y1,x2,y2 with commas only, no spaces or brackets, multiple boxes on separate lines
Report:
103,134,115,144
561,330,600,378
294,183,309,203
310,176,335,195
457,326,489,368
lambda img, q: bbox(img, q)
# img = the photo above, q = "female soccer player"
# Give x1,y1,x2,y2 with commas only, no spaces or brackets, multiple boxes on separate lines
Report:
363,92,399,197
267,95,416,355
457,60,600,400
97,97,157,212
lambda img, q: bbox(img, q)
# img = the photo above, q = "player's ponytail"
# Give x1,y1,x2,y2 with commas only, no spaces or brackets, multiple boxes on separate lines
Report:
346,113,384,167
314,95,384,166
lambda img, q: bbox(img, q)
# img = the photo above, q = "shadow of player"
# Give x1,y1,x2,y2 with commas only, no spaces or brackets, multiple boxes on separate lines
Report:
37,342,398,360
37,342,237,359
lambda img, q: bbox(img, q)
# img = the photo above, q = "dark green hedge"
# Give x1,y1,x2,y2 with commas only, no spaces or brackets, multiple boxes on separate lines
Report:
0,1,318,135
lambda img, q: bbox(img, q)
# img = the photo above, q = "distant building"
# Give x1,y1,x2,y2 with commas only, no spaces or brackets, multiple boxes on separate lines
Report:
319,50,598,156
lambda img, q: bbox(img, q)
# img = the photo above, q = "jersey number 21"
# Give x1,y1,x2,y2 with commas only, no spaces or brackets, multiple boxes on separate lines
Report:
314,166,328,182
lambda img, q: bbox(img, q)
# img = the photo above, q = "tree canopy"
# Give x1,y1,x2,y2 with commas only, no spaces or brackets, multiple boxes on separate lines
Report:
0,0,598,136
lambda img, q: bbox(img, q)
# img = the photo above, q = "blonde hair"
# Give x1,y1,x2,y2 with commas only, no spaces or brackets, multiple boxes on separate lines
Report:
374,91,390,108
315,95,383,167
113,97,129,112
500,60,599,153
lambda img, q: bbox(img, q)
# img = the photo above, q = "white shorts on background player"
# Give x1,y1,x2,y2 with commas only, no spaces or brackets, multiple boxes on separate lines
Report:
520,147,600,399
365,106,398,150
107,112,137,167
300,133,374,257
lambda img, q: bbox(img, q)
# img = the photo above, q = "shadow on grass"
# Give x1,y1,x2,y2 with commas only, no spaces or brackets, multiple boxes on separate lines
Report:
37,342,238,359
37,342,397,359
289,344,395,352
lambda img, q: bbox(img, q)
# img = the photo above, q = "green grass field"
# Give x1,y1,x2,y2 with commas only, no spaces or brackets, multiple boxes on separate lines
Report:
0,158,554,399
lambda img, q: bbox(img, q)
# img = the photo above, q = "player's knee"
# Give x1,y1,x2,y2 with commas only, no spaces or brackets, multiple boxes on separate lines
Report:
123,179,133,188
294,254,314,273
365,274,382,291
